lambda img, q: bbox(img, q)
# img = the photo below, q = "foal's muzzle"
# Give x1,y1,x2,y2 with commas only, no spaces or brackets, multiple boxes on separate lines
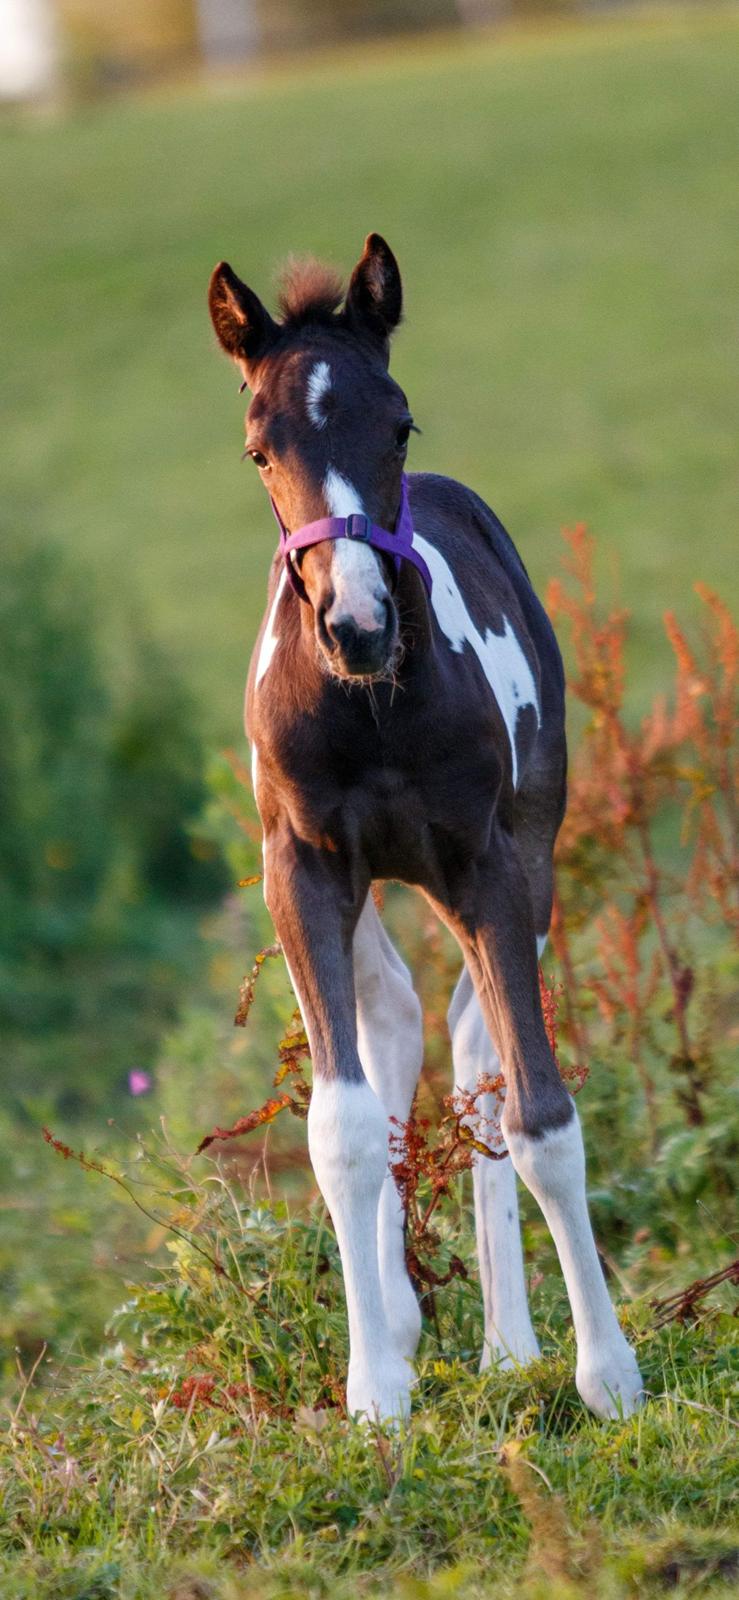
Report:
318,600,398,679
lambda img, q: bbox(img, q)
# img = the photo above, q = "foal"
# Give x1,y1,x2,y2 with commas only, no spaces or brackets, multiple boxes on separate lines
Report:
208,234,643,1423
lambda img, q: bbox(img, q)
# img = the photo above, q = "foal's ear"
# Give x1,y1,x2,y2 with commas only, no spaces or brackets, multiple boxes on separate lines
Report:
344,234,402,353
208,261,278,379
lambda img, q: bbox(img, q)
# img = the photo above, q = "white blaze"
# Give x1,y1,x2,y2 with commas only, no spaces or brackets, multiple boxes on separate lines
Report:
413,533,540,788
323,469,387,635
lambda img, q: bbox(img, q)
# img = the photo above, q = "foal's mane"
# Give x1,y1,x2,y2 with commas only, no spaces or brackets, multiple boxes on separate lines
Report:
276,256,345,327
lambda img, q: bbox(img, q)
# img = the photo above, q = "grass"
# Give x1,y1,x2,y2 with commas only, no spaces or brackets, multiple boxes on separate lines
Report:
1,9,738,739
2,1171,737,1600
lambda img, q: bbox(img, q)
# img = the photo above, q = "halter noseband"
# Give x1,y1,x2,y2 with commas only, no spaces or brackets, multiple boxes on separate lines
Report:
270,474,433,602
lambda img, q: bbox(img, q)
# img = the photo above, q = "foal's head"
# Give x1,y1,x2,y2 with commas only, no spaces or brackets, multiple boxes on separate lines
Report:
209,234,415,680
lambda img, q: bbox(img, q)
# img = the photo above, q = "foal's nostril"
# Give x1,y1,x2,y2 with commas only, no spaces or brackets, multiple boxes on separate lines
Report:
329,618,365,656
322,607,398,677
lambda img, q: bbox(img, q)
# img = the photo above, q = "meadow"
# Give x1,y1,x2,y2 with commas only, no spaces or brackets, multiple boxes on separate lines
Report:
1,9,738,1598
2,8,738,735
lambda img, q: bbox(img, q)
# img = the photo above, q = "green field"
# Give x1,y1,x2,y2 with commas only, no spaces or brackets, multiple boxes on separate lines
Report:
3,8,738,738
2,11,738,1599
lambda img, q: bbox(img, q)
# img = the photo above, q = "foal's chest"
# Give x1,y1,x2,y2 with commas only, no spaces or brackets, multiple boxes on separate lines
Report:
287,704,506,886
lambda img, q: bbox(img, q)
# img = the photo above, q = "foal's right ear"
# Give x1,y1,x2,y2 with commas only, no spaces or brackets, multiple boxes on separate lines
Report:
208,261,278,380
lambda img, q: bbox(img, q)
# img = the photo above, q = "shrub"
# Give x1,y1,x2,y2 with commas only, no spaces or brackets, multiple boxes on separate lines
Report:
0,538,227,1116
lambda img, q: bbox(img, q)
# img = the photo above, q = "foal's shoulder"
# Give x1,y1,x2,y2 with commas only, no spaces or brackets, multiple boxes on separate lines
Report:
407,471,530,588
407,471,564,707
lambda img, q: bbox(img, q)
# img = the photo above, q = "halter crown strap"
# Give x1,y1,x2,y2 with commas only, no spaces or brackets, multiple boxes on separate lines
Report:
270,474,432,600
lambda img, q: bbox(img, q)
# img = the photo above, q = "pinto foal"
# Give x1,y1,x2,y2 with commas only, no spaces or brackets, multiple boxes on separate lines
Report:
208,234,643,1423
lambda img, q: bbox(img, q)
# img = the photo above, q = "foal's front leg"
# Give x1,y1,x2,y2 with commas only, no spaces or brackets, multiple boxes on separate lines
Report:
263,829,414,1422
353,895,423,1362
445,829,643,1420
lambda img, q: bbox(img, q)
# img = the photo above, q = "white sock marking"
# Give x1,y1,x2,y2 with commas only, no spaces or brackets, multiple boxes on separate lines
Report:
354,896,423,1362
255,568,288,685
449,971,540,1368
308,1075,414,1421
413,533,539,787
504,1115,643,1418
323,469,387,634
306,360,331,430
282,916,413,1422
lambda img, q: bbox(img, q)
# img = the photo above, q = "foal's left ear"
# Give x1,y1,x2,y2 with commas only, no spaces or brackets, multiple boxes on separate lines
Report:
344,234,402,355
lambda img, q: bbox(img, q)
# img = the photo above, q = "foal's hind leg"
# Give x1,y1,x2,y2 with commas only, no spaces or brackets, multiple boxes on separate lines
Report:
448,967,540,1370
441,826,643,1420
353,895,423,1362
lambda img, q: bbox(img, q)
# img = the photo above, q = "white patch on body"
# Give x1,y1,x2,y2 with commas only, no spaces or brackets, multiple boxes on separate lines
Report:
306,360,332,429
536,934,547,961
413,533,539,788
504,1115,644,1418
323,469,387,635
255,568,288,685
449,970,540,1368
307,1074,414,1421
353,896,423,1362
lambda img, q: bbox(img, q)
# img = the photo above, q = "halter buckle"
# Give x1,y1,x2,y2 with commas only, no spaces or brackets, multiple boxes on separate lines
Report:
345,513,370,541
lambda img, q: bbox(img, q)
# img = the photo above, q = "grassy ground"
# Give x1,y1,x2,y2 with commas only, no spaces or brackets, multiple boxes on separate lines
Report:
2,1165,738,1600
2,9,738,739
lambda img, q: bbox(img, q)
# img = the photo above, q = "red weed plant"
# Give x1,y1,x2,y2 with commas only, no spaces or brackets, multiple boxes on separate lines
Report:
388,1074,506,1303
547,525,737,1135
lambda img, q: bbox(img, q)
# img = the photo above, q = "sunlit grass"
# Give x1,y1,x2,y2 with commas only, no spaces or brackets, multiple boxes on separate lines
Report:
2,1167,737,1600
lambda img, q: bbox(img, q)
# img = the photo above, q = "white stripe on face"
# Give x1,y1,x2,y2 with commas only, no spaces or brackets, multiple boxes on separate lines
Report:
323,469,388,635
412,533,539,788
255,568,288,685
306,360,331,430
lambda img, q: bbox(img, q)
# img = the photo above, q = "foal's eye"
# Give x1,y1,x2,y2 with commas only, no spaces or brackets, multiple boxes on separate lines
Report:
395,421,412,452
247,448,269,470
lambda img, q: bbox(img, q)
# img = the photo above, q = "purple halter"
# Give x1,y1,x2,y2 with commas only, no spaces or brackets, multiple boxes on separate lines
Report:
270,474,433,602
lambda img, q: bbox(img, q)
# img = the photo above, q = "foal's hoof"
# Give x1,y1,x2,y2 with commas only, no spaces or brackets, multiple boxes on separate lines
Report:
347,1356,414,1425
576,1340,644,1419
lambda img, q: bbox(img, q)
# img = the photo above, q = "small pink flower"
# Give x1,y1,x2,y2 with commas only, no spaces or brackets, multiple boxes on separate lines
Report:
128,1070,151,1097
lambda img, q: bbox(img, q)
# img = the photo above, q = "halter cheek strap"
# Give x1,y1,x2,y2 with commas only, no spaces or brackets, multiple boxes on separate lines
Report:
269,474,433,601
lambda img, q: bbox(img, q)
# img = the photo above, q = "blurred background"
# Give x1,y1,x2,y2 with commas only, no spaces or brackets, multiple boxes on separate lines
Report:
1,0,737,1366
